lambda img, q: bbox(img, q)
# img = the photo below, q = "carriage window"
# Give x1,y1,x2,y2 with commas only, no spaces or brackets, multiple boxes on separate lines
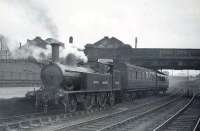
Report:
163,77,165,81
130,71,132,80
141,72,143,80
132,71,134,80
151,73,155,80
142,72,144,80
136,71,138,80
129,72,131,80
132,71,135,80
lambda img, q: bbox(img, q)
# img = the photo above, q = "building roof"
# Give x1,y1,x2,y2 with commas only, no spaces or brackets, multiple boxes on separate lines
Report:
25,37,49,49
86,36,131,49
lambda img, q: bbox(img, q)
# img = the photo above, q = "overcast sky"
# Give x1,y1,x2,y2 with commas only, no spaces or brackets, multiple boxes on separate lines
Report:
0,0,200,49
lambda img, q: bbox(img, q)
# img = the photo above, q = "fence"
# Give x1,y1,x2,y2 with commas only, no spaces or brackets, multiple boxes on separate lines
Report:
0,71,41,87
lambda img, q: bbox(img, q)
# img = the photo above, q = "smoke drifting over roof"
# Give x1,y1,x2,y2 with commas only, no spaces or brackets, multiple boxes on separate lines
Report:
9,0,58,38
12,37,88,65
0,0,59,52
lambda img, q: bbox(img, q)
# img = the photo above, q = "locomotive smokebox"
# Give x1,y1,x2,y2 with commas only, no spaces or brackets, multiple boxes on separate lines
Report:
51,42,62,62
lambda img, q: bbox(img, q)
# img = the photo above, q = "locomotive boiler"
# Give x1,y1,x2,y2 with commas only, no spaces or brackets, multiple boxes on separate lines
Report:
29,41,169,113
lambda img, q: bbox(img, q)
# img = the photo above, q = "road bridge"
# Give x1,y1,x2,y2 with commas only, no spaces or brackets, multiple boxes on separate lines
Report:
84,37,200,70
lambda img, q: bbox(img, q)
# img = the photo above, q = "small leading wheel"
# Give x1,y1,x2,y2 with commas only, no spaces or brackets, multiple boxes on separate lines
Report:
83,94,96,110
109,93,115,106
97,93,107,108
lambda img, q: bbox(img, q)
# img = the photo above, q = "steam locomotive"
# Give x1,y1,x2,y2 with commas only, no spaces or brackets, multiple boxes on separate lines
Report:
30,42,169,112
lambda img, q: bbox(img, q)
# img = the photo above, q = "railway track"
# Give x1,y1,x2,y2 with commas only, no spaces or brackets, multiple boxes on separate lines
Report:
0,106,109,131
153,95,200,131
0,95,175,131
51,95,182,131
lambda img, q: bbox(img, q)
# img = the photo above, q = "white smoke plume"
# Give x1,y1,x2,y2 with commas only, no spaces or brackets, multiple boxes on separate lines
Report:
12,37,88,65
0,0,88,64
0,0,58,52
12,44,51,60
60,45,88,66
7,0,58,38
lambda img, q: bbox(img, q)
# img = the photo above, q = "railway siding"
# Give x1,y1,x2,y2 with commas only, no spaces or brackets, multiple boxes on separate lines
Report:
154,95,200,131
0,96,167,131
52,95,181,131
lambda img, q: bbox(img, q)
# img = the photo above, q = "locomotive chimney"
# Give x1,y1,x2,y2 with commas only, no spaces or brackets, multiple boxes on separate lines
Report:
51,42,61,62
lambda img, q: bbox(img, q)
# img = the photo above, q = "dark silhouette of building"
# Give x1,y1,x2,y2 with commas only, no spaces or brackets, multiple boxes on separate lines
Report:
85,36,200,70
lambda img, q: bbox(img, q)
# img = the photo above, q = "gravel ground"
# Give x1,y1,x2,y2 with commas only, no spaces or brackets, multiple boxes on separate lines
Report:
31,95,169,131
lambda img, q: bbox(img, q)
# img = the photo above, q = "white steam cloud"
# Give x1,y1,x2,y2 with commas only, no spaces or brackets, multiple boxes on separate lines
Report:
60,45,88,66
7,0,58,38
0,0,58,51
0,0,87,64
12,37,88,65
12,45,51,60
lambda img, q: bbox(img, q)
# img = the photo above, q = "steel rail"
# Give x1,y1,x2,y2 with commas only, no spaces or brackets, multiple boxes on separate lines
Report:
98,97,181,131
53,96,180,131
193,117,200,131
153,95,196,131
1,96,162,130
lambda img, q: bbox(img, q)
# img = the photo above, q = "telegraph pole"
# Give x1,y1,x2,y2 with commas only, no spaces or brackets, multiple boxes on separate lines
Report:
135,37,138,48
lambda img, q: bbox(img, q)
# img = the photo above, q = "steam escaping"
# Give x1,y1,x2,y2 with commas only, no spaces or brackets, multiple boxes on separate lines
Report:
0,0,60,53
60,46,88,66
3,0,58,39
12,44,51,60
12,37,88,65
45,37,88,65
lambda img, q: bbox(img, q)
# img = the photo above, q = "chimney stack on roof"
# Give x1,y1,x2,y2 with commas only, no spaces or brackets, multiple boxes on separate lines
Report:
135,37,138,48
69,36,73,44
19,42,22,48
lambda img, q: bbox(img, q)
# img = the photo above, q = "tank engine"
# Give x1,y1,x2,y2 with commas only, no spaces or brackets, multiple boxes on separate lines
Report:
30,41,169,113
36,42,120,112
